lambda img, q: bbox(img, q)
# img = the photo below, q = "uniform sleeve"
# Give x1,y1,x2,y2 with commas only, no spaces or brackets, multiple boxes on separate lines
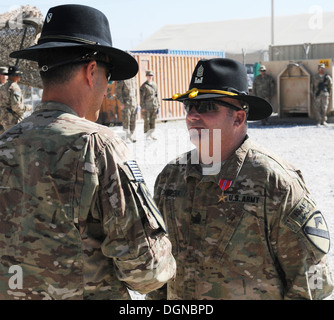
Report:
145,170,169,300
115,81,124,105
97,139,176,294
326,75,332,95
155,86,161,108
268,172,334,300
270,76,276,96
252,77,258,96
311,76,316,96
139,84,146,108
9,85,25,117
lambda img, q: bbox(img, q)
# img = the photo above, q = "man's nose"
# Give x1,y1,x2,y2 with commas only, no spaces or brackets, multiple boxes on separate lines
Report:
186,106,201,120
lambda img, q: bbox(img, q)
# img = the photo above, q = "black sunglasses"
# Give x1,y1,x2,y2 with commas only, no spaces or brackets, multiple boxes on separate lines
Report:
96,60,113,82
183,99,248,114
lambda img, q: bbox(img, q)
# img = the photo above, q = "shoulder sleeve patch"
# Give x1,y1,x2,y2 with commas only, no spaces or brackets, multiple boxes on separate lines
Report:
285,196,330,253
285,196,316,232
303,211,330,254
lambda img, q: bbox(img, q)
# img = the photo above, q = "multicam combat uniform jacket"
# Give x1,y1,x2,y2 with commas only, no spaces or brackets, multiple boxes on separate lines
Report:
115,78,138,132
311,73,332,124
140,81,160,110
252,74,275,100
0,80,25,133
149,136,333,300
140,81,160,133
0,102,176,300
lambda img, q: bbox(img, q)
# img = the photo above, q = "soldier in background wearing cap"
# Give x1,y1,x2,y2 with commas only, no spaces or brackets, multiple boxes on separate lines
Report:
0,67,8,86
140,70,160,140
311,63,332,126
0,66,25,134
252,65,275,125
0,4,175,300
147,58,333,300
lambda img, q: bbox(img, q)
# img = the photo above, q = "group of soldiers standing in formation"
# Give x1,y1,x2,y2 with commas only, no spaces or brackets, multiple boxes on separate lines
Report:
253,63,333,126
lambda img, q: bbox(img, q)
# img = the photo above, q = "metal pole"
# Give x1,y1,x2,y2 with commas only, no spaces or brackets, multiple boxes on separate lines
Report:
271,0,274,45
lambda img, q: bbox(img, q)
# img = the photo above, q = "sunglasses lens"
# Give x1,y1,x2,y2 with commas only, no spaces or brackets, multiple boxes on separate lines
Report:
184,101,218,114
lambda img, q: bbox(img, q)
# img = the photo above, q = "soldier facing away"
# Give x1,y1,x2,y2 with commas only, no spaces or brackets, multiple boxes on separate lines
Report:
147,58,333,300
115,77,138,143
0,66,25,134
311,63,332,126
0,4,175,300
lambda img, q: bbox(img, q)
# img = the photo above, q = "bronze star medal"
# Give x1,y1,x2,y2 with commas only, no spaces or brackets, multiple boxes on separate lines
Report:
217,179,232,204
217,192,228,203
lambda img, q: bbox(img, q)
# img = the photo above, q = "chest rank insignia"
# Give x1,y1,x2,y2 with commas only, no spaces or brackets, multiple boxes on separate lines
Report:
217,179,232,203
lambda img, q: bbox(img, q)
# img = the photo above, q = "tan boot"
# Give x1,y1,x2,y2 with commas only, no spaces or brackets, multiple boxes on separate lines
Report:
149,129,157,140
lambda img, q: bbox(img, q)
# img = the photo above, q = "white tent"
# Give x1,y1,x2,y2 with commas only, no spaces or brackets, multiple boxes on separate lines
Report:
133,12,334,63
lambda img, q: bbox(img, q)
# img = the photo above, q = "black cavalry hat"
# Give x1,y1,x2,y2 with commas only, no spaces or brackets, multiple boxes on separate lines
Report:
6,66,23,76
165,58,272,121
9,4,138,80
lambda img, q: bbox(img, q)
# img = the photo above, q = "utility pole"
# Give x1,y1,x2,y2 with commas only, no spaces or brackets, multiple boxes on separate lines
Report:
271,0,274,45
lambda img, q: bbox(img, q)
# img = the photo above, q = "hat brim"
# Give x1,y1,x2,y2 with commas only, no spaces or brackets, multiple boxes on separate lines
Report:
10,42,138,81
164,93,272,121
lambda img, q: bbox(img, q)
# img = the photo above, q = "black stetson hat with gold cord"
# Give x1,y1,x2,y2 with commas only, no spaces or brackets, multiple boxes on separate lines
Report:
165,58,272,121
9,4,138,81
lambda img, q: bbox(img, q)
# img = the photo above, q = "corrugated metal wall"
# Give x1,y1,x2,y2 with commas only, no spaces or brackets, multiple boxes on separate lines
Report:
269,42,334,61
98,53,221,125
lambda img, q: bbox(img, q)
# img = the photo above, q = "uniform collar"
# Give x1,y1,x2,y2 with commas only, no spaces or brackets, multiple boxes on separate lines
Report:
185,135,251,184
34,101,79,117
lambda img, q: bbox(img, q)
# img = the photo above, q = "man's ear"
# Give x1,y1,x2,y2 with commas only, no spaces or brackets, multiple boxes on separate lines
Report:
85,60,98,86
234,110,247,127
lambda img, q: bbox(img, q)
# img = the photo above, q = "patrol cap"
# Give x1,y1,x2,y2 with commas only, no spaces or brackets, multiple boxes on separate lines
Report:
259,65,267,71
146,70,154,76
0,67,8,75
6,66,23,76
9,4,138,81
164,58,272,121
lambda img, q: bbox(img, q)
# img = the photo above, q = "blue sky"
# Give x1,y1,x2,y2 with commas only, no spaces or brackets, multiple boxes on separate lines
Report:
1,0,334,50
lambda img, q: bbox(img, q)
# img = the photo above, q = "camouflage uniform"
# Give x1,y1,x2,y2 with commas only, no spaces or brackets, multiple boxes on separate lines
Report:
115,78,138,134
311,72,332,125
252,73,275,124
148,136,333,300
0,80,25,134
0,101,176,300
140,80,160,133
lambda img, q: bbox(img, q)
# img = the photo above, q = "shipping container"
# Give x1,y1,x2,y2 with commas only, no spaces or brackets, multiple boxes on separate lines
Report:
97,52,223,125
269,42,334,61
130,49,225,58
